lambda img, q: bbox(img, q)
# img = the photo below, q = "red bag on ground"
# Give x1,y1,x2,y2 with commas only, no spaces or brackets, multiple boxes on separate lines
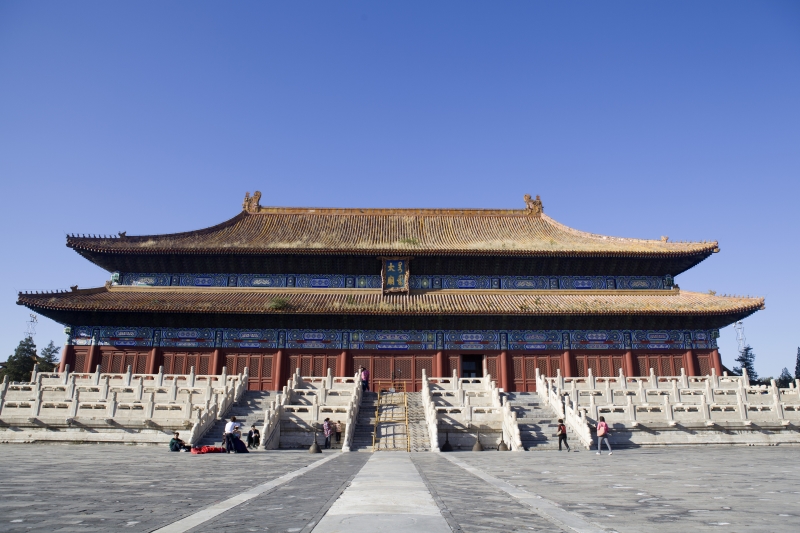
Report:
191,445,226,454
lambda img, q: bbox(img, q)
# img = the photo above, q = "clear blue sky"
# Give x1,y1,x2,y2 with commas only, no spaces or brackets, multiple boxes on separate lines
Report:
1,1,798,376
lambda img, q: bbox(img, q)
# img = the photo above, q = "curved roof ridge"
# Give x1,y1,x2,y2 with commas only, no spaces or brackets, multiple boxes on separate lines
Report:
540,213,717,247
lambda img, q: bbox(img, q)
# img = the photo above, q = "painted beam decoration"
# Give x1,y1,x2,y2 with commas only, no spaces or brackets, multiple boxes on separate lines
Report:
381,257,411,294
68,325,719,351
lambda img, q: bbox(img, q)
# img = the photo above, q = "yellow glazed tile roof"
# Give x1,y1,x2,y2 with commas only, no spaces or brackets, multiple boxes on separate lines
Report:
66,198,719,257
18,286,763,317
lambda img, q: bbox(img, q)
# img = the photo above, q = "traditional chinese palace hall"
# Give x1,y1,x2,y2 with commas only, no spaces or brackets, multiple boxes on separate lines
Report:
18,193,764,392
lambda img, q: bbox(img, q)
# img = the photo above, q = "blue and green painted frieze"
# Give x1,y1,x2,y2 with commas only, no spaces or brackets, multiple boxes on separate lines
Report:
68,326,717,351
118,272,673,291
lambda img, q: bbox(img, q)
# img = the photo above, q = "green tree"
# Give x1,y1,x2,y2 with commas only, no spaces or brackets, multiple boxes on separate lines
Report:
795,347,800,380
777,368,793,388
38,340,59,372
733,345,758,383
1,336,38,383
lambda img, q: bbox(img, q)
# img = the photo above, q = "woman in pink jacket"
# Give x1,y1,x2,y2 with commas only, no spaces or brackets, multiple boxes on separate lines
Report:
595,416,612,455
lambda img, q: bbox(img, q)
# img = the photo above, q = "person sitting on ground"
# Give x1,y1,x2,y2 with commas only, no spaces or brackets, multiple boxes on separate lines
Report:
169,432,191,452
247,425,260,449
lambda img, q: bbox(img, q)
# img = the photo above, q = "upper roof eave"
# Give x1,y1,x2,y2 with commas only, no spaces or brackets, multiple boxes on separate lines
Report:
65,204,720,258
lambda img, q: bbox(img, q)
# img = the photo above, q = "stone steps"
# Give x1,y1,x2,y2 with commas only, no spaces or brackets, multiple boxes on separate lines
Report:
506,392,578,451
196,391,275,447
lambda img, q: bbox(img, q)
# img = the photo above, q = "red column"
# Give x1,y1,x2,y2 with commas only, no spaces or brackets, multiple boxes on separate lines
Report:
684,349,697,376
145,348,157,374
434,351,445,377
561,350,573,377
624,350,635,377
209,349,222,376
272,349,286,390
711,349,723,375
86,344,100,373
58,344,73,373
498,351,509,392
336,350,348,377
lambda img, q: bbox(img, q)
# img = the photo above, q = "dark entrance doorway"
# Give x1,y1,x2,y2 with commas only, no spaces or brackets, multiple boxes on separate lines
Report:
461,355,484,378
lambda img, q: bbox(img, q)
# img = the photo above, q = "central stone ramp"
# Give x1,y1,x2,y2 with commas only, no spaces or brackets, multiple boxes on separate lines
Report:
311,453,451,533
373,390,409,451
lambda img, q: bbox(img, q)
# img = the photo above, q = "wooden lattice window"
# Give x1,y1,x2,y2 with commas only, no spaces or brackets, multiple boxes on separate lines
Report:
415,357,433,380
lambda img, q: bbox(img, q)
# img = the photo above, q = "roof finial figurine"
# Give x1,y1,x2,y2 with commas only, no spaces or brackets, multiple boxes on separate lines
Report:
242,191,262,213
523,194,543,216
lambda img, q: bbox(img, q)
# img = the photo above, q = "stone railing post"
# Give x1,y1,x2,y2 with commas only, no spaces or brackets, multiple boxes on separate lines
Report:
736,390,748,420
627,395,636,424
107,391,118,417
62,364,71,386
93,365,101,386
30,364,39,384
100,376,110,401
664,394,674,424
69,390,80,418
649,368,657,389
169,378,178,402
452,369,458,390
135,377,144,401
157,366,165,387
619,368,627,390
145,392,155,419
66,374,76,400
189,366,196,388
326,368,333,390
124,365,133,387
0,375,9,413
588,367,595,389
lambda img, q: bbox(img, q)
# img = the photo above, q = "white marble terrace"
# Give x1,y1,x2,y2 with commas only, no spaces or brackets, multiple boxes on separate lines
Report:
421,370,523,451
537,368,800,447
0,364,248,445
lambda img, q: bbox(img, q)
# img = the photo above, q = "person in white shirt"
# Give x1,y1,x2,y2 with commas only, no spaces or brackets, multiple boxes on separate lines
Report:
224,416,240,453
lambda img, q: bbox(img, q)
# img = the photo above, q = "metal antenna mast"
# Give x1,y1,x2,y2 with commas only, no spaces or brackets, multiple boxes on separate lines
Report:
734,320,746,354
25,313,38,339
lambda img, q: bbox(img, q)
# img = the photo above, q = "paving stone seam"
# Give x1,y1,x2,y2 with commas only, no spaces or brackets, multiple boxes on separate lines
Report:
301,455,371,533
410,455,462,533
151,453,340,533
442,454,610,533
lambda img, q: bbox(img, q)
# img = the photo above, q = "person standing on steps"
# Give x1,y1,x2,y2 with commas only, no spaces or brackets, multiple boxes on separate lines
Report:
595,416,612,455
335,420,343,446
322,418,334,449
557,419,570,452
360,366,370,392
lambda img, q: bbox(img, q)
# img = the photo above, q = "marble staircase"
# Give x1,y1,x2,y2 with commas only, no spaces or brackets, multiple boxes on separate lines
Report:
196,391,275,447
506,392,577,451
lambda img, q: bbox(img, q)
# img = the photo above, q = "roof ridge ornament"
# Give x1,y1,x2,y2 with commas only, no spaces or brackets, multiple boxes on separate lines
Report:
242,191,262,213
523,194,543,216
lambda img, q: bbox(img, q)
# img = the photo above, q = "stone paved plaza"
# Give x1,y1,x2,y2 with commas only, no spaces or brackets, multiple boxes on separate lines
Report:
0,445,797,532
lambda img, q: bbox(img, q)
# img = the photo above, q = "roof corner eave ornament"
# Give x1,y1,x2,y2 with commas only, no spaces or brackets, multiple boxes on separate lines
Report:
242,191,262,213
523,194,543,216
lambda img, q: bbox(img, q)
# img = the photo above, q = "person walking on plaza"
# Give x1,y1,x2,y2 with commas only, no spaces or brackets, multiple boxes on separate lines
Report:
323,418,334,449
335,420,343,445
360,366,370,392
224,416,240,454
595,416,612,455
557,419,570,452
